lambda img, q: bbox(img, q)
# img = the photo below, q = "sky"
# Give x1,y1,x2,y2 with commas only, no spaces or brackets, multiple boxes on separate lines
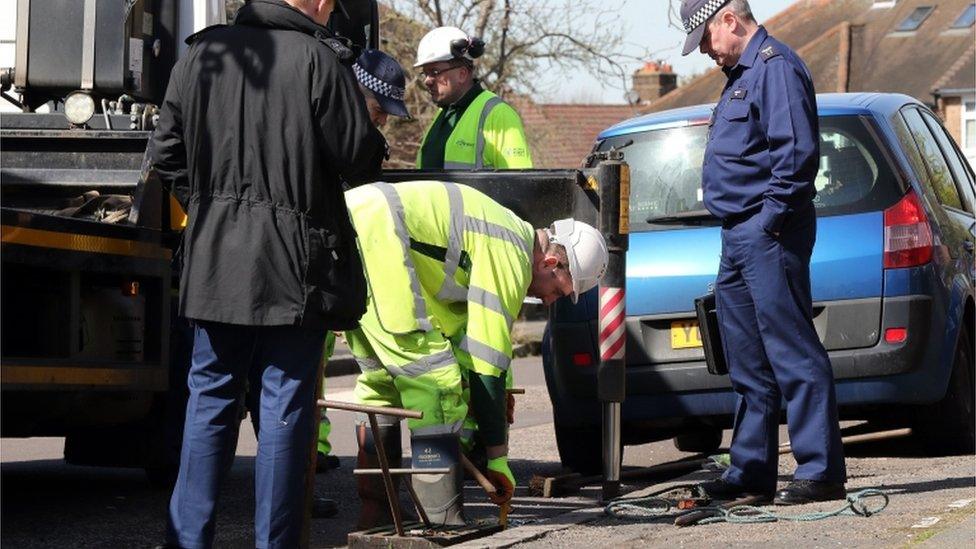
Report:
537,0,793,104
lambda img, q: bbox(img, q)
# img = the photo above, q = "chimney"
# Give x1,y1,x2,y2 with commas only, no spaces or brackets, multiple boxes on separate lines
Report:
631,61,677,104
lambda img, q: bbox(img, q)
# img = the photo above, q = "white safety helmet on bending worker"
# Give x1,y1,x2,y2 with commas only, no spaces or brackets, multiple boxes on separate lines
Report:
545,218,609,303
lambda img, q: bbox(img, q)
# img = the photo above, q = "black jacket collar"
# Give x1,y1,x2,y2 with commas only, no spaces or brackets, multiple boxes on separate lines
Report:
235,0,329,37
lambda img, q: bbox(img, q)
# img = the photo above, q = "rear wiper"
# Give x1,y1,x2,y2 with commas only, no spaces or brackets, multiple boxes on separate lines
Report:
646,209,715,224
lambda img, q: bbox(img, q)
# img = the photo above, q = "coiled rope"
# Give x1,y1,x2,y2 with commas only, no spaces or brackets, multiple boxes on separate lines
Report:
605,488,890,525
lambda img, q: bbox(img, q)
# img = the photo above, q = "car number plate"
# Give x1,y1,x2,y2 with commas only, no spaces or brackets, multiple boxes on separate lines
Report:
670,320,703,349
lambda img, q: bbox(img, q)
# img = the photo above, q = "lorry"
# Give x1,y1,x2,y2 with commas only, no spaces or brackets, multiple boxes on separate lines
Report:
1,0,378,483
1,0,625,486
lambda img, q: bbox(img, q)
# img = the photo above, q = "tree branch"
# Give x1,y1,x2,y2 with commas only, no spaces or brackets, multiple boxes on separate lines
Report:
474,0,494,38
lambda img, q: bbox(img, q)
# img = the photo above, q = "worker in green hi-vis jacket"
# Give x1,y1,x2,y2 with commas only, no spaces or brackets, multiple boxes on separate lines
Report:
414,26,533,171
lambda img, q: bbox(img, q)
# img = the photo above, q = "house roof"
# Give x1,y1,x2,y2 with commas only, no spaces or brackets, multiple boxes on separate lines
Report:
847,0,976,99
512,99,637,168
644,0,976,113
513,0,974,169
934,43,976,93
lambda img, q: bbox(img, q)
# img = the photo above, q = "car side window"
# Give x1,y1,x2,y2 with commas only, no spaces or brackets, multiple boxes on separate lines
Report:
918,110,976,214
901,108,965,210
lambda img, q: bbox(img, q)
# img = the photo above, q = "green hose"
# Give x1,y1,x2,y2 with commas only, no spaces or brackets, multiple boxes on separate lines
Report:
605,489,890,525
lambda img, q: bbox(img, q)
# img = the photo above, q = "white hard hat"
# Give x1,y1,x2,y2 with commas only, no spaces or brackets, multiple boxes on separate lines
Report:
414,26,483,68
546,218,609,304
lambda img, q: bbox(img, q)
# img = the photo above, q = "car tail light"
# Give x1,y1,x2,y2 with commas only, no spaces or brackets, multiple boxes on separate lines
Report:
884,327,907,343
572,352,593,367
883,191,933,269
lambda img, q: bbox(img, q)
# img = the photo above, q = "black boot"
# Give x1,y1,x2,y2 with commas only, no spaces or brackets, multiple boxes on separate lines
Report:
774,480,846,505
698,477,773,502
316,451,341,473
311,496,339,518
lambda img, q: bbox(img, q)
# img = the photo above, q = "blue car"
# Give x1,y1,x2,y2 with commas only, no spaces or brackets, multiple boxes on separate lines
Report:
545,93,976,473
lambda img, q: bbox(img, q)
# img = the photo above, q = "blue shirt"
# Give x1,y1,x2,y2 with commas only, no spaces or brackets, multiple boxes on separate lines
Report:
702,26,820,234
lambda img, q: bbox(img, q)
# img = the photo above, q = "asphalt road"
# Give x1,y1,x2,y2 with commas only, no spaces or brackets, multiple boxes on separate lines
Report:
2,354,975,548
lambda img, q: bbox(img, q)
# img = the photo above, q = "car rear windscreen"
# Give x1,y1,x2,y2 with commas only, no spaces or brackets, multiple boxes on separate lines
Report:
596,115,903,231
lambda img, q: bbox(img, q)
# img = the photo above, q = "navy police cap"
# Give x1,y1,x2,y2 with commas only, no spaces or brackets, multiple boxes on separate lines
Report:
353,49,410,119
680,0,731,56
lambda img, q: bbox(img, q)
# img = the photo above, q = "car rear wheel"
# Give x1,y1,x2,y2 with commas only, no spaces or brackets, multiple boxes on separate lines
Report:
913,328,975,455
673,428,723,454
553,419,604,475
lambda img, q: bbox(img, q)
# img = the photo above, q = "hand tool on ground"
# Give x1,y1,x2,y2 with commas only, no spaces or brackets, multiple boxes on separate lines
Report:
460,453,511,528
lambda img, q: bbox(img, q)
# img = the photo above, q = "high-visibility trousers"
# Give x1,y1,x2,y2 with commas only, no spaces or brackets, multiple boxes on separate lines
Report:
346,304,467,438
317,332,336,455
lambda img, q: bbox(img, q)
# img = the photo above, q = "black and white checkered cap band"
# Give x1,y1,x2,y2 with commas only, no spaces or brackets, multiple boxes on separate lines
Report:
353,63,405,101
682,0,728,33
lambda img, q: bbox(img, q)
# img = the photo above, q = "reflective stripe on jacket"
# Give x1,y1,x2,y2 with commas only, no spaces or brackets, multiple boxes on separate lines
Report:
416,90,533,170
345,181,533,377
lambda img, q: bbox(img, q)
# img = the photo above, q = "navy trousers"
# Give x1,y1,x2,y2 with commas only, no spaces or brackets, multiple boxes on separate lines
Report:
715,207,845,493
167,321,324,549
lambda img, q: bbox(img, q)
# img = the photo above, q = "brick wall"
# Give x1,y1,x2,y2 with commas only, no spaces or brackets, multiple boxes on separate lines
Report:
938,96,963,146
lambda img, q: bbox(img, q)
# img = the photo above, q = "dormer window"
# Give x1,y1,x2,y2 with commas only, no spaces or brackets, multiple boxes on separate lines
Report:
895,6,935,32
951,3,975,28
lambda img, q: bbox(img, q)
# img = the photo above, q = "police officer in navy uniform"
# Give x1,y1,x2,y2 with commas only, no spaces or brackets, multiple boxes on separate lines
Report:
679,0,847,505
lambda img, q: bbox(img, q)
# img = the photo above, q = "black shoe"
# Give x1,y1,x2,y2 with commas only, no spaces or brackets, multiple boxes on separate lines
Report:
311,496,339,519
316,452,340,473
698,478,773,502
774,480,846,505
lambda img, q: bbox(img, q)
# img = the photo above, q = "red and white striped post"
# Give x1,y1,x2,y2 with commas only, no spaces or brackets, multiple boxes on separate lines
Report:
596,157,629,500
599,288,626,361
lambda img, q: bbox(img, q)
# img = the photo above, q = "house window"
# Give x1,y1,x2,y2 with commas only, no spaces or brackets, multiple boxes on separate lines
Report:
896,6,935,31
964,100,976,151
952,4,976,28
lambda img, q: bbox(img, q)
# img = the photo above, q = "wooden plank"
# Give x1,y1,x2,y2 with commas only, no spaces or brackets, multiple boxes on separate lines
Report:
530,458,705,498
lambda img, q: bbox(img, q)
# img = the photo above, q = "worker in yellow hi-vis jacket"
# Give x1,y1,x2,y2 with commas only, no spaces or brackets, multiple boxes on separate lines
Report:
345,181,608,528
414,27,533,170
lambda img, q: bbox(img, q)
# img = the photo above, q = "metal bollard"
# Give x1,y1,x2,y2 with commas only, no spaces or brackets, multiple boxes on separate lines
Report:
595,157,629,501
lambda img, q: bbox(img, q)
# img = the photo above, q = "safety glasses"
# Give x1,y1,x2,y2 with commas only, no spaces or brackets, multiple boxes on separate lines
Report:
419,64,464,80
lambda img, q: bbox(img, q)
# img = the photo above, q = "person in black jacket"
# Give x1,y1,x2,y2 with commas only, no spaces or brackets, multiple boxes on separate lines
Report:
149,0,386,547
